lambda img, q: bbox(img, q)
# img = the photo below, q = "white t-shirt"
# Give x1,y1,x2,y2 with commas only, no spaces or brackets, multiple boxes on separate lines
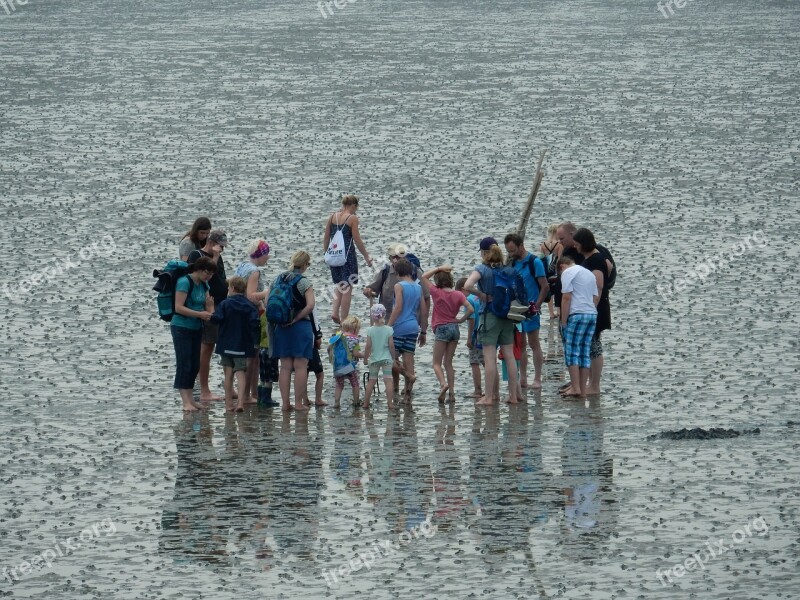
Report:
560,265,598,315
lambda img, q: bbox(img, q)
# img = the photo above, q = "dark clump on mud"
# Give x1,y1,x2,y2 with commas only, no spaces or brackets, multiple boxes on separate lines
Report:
649,427,761,440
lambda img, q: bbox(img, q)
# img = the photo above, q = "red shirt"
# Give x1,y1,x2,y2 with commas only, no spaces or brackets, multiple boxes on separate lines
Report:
430,286,466,330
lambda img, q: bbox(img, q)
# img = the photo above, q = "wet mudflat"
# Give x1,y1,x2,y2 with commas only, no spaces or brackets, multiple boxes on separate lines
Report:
1,0,799,598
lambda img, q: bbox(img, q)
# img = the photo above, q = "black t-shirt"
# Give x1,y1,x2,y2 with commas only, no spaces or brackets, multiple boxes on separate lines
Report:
188,249,228,305
581,251,611,333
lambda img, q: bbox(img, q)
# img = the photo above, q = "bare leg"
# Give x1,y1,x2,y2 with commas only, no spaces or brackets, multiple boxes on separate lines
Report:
199,343,222,400
279,358,293,411
334,378,343,408
477,346,498,405
314,372,327,405
364,378,376,407
519,345,529,387
293,358,310,411
331,288,342,324
444,340,458,402
223,367,235,411
246,356,259,403
528,330,543,389
562,364,585,398
402,352,415,400
338,285,353,323
500,343,520,403
352,382,360,408
384,376,395,409
586,355,603,395
233,370,247,411
432,340,447,401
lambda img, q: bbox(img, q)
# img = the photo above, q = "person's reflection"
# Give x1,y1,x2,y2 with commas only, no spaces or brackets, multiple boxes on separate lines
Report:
159,413,231,567
431,404,467,526
329,409,366,495
268,412,323,565
559,397,617,558
366,406,428,534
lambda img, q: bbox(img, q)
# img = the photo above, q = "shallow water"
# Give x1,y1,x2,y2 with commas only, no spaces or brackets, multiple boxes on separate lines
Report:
1,0,799,598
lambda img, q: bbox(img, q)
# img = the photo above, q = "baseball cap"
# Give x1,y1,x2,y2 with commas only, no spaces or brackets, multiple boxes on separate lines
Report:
479,237,498,251
209,229,228,246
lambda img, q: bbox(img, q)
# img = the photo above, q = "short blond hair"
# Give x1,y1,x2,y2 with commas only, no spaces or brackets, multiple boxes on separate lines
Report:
227,276,247,294
341,315,361,333
289,250,311,271
481,245,505,267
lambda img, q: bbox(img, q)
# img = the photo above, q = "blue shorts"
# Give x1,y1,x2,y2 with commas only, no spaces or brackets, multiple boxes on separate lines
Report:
561,313,597,369
394,334,417,355
434,322,460,342
519,314,541,333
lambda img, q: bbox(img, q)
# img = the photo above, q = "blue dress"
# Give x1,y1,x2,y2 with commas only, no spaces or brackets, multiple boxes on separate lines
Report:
328,214,358,286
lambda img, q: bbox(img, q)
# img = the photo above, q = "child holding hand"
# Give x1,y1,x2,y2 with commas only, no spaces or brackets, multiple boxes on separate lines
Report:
330,315,364,408
363,304,397,410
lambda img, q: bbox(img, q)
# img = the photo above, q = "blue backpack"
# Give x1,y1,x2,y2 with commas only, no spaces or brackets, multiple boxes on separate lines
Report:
327,332,356,376
482,265,528,319
266,272,303,325
152,259,194,322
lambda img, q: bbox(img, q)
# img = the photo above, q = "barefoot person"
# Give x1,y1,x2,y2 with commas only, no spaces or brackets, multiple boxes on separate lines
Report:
387,258,428,402
504,233,549,390
323,194,373,324
363,304,397,410
463,238,522,405
171,256,216,412
235,239,271,405
210,276,260,412
188,229,229,401
557,256,598,398
421,265,473,403
456,277,484,399
270,251,315,412
573,228,611,395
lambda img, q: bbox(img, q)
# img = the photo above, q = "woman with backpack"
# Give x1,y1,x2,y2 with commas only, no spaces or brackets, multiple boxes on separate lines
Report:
463,238,522,406
171,256,217,412
323,195,373,325
178,216,212,261
234,239,271,405
270,251,316,412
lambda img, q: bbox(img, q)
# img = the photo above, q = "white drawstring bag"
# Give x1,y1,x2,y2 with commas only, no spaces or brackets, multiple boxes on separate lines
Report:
324,213,352,267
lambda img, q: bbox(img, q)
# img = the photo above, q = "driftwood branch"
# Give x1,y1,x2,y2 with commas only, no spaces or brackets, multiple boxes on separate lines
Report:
515,149,548,241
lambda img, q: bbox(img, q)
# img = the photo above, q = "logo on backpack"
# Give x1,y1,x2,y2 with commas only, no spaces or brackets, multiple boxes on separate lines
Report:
152,260,194,322
266,272,303,325
327,332,356,376
324,213,353,267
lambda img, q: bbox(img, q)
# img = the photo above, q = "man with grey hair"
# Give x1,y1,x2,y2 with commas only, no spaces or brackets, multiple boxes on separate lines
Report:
363,243,429,316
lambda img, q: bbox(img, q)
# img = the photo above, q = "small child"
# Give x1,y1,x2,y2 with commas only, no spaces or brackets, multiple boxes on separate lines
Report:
302,307,327,407
329,315,364,408
211,276,261,412
363,304,397,410
422,266,473,403
257,313,280,408
456,277,484,399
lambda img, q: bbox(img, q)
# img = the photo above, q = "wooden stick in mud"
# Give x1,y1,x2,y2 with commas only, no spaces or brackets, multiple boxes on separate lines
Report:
515,149,548,241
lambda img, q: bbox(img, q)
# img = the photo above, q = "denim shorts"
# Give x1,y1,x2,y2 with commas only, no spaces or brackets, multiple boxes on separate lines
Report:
434,322,460,343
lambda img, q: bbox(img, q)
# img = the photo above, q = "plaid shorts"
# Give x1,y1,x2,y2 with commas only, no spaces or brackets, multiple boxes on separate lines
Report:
561,313,597,369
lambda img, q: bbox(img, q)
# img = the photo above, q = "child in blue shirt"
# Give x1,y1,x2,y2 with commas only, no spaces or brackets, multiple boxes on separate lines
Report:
456,277,483,399
211,276,260,412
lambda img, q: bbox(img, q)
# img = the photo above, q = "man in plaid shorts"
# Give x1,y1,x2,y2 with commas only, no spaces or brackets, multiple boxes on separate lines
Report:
557,256,598,398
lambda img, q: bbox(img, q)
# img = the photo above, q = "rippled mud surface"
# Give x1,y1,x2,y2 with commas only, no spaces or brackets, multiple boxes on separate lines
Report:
1,0,799,598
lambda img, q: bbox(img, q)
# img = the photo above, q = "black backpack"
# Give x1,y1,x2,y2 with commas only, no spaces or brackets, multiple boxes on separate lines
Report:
596,244,617,291
378,253,421,289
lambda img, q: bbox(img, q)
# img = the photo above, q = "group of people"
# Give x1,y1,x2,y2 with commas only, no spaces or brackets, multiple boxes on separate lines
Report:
165,196,614,414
